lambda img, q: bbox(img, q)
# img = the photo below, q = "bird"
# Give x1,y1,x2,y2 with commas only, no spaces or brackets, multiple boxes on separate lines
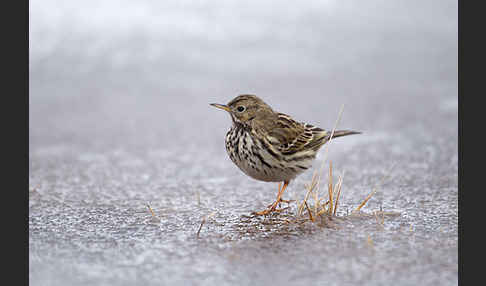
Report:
210,94,360,215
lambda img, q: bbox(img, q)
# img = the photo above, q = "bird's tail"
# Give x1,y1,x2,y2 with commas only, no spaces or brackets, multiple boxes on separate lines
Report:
327,130,362,140
311,129,361,151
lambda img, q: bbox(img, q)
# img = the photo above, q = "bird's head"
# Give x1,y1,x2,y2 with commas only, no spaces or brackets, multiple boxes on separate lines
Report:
210,94,274,126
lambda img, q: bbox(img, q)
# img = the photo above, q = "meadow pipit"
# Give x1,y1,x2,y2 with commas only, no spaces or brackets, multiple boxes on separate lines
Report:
211,94,360,215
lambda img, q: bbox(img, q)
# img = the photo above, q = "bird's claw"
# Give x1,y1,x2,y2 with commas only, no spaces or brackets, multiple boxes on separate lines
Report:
254,201,291,216
266,199,294,208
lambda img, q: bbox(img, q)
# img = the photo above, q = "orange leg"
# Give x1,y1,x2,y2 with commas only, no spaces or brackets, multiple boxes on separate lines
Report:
267,181,294,207
266,182,282,208
255,181,290,215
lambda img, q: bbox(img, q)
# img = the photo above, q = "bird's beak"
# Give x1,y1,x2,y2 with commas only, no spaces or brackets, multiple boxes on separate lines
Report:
210,103,231,112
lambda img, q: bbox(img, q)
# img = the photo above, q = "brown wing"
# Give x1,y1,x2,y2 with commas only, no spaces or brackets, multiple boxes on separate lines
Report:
267,113,329,155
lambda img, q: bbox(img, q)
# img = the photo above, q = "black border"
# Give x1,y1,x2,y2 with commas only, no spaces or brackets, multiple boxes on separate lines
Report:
0,0,29,282
7,0,29,283
457,0,461,281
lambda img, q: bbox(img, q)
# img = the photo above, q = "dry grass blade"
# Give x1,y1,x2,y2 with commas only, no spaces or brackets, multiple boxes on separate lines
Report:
354,163,396,213
298,171,319,216
146,203,156,217
315,105,345,186
196,190,201,206
304,201,314,222
333,172,344,216
196,212,216,238
196,218,206,238
314,177,320,218
354,188,378,213
322,200,329,209
328,161,333,215
317,200,329,216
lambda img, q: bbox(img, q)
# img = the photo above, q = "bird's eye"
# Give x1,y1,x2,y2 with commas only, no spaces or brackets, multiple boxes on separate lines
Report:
236,106,246,112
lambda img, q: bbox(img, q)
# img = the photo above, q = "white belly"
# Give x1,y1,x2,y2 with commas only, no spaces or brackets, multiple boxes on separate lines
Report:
225,128,314,182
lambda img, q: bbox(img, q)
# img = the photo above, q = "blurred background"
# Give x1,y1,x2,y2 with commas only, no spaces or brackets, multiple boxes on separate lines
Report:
29,0,457,153
29,1,457,285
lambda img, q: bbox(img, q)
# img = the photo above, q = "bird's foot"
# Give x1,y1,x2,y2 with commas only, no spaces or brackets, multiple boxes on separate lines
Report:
253,181,292,216
266,198,294,209
254,200,292,216
253,207,290,216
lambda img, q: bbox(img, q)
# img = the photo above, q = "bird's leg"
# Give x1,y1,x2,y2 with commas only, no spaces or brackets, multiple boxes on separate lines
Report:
256,181,289,215
266,181,293,208
272,181,289,209
266,182,282,208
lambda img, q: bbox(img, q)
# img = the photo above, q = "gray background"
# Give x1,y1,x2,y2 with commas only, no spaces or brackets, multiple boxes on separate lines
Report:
29,0,457,285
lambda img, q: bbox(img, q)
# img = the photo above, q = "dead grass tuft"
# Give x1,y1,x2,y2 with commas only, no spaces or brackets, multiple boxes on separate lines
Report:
289,160,400,229
289,106,399,227
295,161,347,225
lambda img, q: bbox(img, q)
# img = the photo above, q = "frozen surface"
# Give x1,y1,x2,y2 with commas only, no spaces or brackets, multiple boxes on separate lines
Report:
29,0,458,285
